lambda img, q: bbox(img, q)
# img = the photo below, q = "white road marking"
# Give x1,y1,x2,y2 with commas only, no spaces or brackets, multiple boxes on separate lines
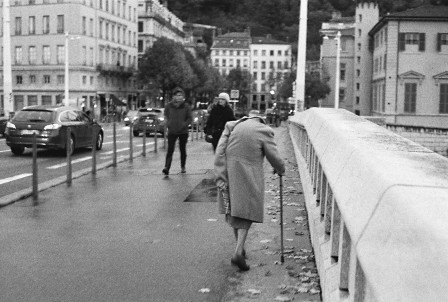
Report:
46,156,92,170
101,147,130,155
0,149,10,153
0,173,32,185
136,142,155,147
103,140,128,145
106,134,123,138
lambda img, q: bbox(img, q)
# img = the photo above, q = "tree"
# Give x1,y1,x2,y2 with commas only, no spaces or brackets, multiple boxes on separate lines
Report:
138,37,196,105
225,67,252,109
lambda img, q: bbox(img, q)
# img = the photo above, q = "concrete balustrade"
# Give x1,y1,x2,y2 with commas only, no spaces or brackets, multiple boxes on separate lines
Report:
288,108,448,302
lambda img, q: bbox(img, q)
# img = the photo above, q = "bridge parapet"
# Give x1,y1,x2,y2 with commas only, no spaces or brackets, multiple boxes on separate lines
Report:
288,108,448,302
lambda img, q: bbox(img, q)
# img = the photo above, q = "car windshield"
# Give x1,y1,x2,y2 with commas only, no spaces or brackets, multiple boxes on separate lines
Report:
13,110,53,123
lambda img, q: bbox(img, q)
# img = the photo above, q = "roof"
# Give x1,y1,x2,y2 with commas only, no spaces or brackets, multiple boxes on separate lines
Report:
251,36,290,45
217,32,251,38
369,5,448,36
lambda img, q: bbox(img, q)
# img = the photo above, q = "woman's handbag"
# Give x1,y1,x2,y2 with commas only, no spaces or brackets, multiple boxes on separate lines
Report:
218,186,231,214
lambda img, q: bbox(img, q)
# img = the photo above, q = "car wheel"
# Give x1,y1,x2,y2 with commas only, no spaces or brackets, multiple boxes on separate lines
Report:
66,135,75,156
11,146,25,155
95,132,103,150
133,131,139,137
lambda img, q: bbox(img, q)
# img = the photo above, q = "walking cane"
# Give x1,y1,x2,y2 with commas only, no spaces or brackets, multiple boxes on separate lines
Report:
279,174,285,263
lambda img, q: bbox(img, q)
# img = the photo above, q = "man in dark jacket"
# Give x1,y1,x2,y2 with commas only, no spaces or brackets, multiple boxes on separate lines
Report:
162,87,193,175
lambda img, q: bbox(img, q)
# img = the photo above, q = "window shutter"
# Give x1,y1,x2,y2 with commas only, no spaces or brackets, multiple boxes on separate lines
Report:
398,33,406,51
419,33,425,51
437,33,442,52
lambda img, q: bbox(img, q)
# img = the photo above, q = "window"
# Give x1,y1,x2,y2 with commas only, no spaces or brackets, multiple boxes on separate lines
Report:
111,24,115,41
261,72,265,80
82,76,87,85
57,45,64,64
341,38,347,51
340,63,346,81
29,46,36,64
222,59,226,67
269,61,274,69
404,83,417,113
43,75,51,84
236,59,240,67
440,83,448,113
359,14,362,22
16,75,23,84
278,62,282,69
243,59,248,68
15,46,22,64
254,50,258,56
43,45,50,64
339,88,345,102
229,59,234,67
99,20,103,39
253,72,257,80
29,0,36,3
358,43,361,51
89,47,94,66
57,15,64,33
57,75,64,84
89,18,94,36
82,17,86,34
15,17,22,35
105,23,109,40
262,50,266,56
278,50,282,56
29,75,36,84
42,95,52,106
229,50,233,56
261,61,266,69
270,50,274,56
43,15,49,34
356,83,360,91
357,56,361,64
29,16,35,34
356,96,360,104
437,33,448,51
253,61,258,69
357,69,360,77
284,61,288,69
28,95,37,106
214,59,219,67
399,33,425,51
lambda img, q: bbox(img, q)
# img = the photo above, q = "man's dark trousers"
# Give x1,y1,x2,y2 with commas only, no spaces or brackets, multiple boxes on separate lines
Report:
164,133,188,171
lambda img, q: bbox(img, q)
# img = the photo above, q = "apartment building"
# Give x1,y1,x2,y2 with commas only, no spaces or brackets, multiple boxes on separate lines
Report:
210,30,291,110
0,0,139,116
320,2,379,114
369,5,448,128
137,0,184,56
250,35,291,110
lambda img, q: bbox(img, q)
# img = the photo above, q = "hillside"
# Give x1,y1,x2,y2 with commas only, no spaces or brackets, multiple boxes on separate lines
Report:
167,0,448,60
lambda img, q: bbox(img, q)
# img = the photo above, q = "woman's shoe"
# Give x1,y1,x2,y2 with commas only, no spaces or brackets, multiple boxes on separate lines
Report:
231,254,250,271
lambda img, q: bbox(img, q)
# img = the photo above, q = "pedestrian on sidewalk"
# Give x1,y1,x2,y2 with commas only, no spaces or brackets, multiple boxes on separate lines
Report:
205,92,235,152
162,87,193,175
214,117,285,271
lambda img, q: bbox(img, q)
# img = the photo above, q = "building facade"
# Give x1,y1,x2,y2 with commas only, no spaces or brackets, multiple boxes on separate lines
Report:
250,35,291,110
320,2,379,114
137,0,184,56
0,0,139,117
210,30,291,111
369,5,448,128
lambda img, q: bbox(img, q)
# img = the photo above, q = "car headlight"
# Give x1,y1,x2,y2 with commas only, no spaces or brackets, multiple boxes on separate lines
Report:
158,117,164,121
6,122,16,129
43,124,62,130
124,117,129,122
194,117,198,122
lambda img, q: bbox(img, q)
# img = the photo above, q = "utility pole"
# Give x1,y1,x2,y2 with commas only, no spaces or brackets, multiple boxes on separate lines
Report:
295,0,308,113
3,0,13,118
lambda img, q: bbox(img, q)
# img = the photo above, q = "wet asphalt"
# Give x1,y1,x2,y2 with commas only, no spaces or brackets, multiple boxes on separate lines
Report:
0,139,236,302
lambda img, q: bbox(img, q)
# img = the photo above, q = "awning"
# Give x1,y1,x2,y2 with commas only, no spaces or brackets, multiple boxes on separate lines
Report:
110,94,126,106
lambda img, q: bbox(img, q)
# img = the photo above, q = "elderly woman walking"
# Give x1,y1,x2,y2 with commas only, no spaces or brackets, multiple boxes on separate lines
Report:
214,116,285,271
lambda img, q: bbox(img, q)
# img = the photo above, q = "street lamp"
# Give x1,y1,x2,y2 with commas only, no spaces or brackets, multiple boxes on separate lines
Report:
324,31,341,109
64,32,80,107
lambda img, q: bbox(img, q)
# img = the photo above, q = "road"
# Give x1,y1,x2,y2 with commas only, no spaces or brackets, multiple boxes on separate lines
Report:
0,123,164,198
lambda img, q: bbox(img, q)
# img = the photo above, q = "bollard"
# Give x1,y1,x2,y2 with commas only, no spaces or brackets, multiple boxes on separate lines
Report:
196,120,199,140
66,127,72,186
200,119,204,139
91,127,97,175
154,119,158,153
113,117,117,167
129,123,133,163
142,121,147,157
32,132,38,203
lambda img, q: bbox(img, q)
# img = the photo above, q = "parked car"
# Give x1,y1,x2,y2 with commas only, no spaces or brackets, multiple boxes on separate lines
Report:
132,108,165,137
5,105,104,156
123,110,138,126
0,116,7,137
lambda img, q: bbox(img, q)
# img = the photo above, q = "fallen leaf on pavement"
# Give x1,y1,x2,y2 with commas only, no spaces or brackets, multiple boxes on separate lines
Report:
199,288,210,293
260,239,272,243
207,219,217,222
247,289,261,295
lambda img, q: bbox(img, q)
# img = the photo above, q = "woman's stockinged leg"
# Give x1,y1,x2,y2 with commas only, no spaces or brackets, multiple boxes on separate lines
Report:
235,228,249,256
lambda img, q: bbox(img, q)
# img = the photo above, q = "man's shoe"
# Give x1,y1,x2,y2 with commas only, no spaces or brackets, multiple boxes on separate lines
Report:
162,168,169,175
181,167,186,173
231,255,250,271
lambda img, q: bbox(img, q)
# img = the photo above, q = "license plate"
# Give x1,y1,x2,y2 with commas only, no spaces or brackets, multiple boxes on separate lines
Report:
21,129,39,135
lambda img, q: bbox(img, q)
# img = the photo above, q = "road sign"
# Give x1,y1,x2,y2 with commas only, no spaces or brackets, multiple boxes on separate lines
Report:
230,90,239,99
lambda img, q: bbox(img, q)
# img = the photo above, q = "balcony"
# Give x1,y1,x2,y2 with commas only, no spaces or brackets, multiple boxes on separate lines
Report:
96,64,135,78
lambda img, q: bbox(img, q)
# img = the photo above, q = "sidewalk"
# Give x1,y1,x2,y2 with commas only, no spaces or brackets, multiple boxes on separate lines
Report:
2,123,321,301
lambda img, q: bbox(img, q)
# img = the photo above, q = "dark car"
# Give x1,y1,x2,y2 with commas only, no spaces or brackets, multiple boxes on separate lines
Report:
0,116,7,137
132,108,165,137
5,105,104,155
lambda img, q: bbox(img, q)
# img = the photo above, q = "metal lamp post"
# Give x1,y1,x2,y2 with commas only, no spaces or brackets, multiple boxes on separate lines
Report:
324,31,342,109
64,32,80,106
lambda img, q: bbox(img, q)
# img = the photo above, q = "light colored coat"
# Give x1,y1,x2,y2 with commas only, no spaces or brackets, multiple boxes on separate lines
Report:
214,118,285,223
